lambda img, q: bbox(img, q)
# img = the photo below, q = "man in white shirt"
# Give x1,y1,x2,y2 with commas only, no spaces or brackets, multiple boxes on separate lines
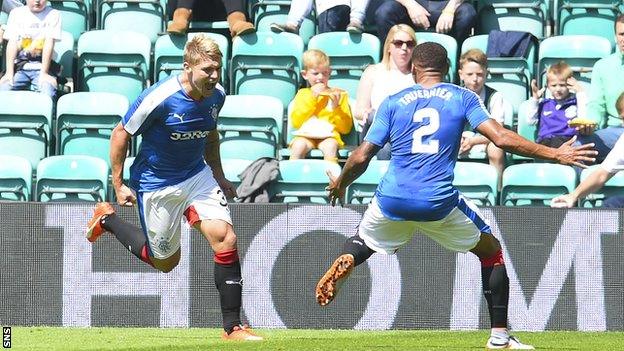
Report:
0,0,61,98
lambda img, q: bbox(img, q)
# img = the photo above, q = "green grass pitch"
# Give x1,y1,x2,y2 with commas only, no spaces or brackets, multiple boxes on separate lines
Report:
10,327,624,350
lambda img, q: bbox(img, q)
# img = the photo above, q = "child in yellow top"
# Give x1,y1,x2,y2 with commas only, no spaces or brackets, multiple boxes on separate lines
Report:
289,49,353,161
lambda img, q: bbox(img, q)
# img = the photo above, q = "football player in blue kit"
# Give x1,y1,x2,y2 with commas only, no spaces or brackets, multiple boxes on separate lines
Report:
316,42,597,350
85,34,262,341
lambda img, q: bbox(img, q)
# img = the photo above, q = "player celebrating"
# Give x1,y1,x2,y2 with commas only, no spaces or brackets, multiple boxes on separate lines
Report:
316,42,596,350
85,34,262,341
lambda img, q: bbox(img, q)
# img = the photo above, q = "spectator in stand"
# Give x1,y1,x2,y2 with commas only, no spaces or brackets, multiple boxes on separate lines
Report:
577,14,624,163
289,49,353,162
458,49,510,186
354,24,417,159
167,0,255,37
0,0,61,98
374,0,476,44
1,0,25,42
526,61,589,148
270,0,370,34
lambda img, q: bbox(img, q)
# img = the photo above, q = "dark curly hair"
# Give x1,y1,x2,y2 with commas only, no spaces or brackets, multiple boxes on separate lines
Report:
411,42,449,76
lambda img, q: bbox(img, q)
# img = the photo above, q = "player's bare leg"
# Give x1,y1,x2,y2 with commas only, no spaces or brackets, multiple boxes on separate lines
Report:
196,219,262,341
316,235,374,306
471,233,534,350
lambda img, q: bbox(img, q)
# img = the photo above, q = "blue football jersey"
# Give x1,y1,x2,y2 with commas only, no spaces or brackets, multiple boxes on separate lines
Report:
365,83,491,221
122,75,225,192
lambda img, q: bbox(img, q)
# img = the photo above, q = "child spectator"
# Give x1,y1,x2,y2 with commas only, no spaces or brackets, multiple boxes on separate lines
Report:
527,61,590,148
0,0,61,98
458,49,511,184
289,49,353,162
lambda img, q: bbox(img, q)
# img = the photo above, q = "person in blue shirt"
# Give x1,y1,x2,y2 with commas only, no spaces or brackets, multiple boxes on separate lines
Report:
316,42,596,350
84,34,262,341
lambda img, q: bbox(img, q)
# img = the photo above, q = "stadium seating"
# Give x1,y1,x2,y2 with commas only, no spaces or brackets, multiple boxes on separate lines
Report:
36,155,110,202
77,30,151,103
97,0,166,44
123,156,135,184
222,158,254,190
49,0,91,46
454,161,499,206
251,0,317,45
0,155,32,201
511,99,539,162
270,159,341,203
477,0,549,39
555,0,624,48
500,163,577,206
218,95,284,160
230,32,304,109
153,32,230,85
414,32,458,82
461,34,536,116
55,92,129,165
346,159,388,204
537,34,612,87
54,31,75,91
307,32,381,98
579,164,624,207
0,91,53,168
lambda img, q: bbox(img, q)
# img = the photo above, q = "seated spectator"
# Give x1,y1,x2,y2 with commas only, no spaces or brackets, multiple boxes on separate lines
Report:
167,0,255,37
375,0,476,44
551,92,624,209
526,61,589,148
457,49,510,185
0,0,61,98
354,24,416,160
270,0,370,34
290,49,353,162
578,14,624,163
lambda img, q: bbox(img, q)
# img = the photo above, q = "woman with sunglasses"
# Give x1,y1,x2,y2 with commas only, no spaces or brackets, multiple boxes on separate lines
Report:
354,24,417,159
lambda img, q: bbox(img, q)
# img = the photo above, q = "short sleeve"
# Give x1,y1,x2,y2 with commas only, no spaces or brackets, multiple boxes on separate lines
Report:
364,97,392,147
122,94,161,136
601,134,624,174
464,89,491,130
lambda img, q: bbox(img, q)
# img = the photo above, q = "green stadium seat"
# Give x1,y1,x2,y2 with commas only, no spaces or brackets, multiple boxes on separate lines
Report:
0,91,53,168
77,30,151,103
230,31,304,110
49,0,91,46
222,158,254,190
501,163,577,206
36,155,110,202
537,34,612,87
153,33,229,87
579,164,624,207
54,31,75,90
454,161,499,206
56,92,129,165
511,99,539,162
414,32,458,83
347,159,388,204
307,32,381,98
270,159,341,203
98,0,165,44
218,95,284,160
477,0,549,39
0,155,32,201
556,0,624,48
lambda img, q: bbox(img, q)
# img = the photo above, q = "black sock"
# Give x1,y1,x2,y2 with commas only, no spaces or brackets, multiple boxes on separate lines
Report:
100,213,149,263
341,235,375,266
215,260,242,333
482,264,510,328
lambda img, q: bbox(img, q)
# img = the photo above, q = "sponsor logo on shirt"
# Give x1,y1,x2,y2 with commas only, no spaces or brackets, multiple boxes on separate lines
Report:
170,130,210,140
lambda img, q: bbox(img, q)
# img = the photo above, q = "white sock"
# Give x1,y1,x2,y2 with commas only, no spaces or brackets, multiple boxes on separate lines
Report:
490,329,509,342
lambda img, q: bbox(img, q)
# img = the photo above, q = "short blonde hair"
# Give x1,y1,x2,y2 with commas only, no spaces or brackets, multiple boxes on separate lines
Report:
382,24,417,69
303,49,330,70
459,48,488,70
547,61,573,81
184,34,222,66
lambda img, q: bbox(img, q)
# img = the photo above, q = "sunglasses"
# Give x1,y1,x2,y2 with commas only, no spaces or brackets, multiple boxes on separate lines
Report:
391,39,416,49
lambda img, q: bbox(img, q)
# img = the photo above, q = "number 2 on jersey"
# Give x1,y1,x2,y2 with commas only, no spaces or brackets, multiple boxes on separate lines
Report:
411,108,440,154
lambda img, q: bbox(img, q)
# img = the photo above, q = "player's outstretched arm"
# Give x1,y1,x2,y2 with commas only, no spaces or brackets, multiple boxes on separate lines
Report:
326,141,380,206
551,167,614,208
110,123,136,206
476,119,597,168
